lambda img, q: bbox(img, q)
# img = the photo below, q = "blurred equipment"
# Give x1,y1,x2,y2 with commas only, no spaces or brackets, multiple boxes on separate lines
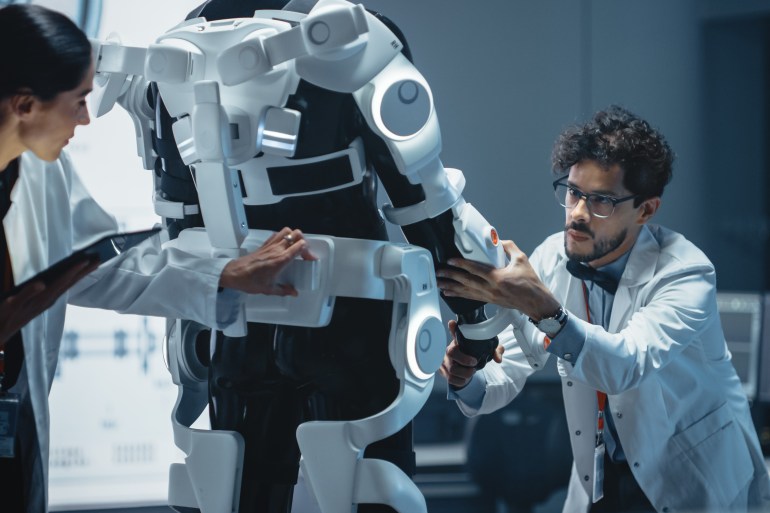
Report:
717,292,770,454
464,378,571,513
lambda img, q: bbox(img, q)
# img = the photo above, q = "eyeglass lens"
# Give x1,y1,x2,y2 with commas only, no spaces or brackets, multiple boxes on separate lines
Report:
554,184,614,218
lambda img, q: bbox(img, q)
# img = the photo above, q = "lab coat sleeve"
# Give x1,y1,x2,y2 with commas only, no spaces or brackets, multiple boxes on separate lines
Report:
455,323,536,417
568,265,716,395
453,240,551,416
61,151,121,248
68,238,240,330
62,154,240,330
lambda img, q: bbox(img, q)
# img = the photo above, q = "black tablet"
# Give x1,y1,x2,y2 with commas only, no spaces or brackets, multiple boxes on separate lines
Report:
4,227,161,299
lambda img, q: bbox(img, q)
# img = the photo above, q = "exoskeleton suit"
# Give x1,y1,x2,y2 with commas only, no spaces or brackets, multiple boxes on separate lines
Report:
91,1,511,511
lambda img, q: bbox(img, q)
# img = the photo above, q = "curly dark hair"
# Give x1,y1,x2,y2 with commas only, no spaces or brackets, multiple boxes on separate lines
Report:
551,105,674,206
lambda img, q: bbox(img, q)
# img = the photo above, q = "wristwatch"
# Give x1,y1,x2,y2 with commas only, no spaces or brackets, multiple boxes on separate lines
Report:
529,306,568,337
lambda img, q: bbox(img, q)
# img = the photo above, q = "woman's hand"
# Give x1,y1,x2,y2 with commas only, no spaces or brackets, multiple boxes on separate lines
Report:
219,227,316,296
0,257,99,347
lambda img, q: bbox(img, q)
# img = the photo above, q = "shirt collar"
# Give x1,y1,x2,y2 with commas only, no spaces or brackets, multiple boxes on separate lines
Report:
596,249,631,284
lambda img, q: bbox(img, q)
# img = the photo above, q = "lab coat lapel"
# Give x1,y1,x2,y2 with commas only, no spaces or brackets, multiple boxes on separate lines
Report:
556,242,590,322
564,270,588,322
608,225,658,333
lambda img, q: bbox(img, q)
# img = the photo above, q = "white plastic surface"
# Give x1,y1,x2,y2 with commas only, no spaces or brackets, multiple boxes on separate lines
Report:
452,201,507,268
95,5,462,511
165,229,442,512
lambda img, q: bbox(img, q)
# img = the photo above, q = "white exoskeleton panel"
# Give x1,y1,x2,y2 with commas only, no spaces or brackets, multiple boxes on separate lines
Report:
91,1,516,511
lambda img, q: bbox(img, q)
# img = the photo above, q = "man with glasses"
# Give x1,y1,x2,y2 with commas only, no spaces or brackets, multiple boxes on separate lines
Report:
436,106,770,513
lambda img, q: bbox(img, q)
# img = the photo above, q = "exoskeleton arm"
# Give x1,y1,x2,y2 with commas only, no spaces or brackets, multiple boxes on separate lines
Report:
91,39,205,227
256,0,512,367
307,5,511,369
91,40,156,170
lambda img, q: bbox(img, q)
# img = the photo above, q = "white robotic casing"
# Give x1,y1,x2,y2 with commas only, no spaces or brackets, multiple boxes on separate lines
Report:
92,2,519,512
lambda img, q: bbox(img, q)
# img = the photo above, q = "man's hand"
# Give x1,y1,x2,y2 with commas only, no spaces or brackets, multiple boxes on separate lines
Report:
436,240,560,321
219,227,316,296
0,257,99,347
439,320,504,388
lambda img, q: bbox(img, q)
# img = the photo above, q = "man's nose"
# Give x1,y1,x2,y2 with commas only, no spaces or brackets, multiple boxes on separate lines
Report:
570,196,591,223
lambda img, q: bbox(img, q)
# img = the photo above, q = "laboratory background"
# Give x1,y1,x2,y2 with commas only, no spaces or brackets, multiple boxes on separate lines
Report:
3,0,769,512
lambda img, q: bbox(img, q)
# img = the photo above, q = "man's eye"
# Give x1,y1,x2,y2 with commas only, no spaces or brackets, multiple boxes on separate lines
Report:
591,195,613,205
568,188,581,198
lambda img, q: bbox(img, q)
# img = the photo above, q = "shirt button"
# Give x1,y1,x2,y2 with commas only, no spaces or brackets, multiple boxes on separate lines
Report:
575,430,581,436
567,381,573,387
564,353,573,360
633,462,639,468
616,412,623,419
584,475,590,482
662,508,669,513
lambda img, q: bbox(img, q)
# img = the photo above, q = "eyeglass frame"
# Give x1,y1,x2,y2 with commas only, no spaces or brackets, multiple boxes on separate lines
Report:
552,176,639,219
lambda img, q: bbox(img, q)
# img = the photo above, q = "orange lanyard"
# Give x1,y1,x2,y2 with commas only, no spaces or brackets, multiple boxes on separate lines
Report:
582,282,607,441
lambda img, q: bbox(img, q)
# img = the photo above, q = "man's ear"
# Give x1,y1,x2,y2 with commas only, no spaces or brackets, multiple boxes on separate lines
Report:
637,197,661,224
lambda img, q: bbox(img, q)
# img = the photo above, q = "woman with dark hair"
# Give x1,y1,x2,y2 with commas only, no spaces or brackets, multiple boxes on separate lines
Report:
0,5,312,511
0,4,99,346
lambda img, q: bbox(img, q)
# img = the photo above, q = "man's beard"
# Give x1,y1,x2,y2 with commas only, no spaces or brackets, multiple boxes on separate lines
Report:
564,223,628,263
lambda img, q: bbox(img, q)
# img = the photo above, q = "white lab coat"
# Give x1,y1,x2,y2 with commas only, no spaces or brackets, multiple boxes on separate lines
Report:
456,225,770,513
4,151,238,509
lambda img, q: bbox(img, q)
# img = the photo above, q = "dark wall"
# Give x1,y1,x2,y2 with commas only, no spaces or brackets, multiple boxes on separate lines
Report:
701,14,770,290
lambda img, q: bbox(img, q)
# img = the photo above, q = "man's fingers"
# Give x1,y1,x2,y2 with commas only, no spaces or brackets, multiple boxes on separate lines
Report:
493,344,505,363
436,268,470,285
447,319,457,337
438,280,489,303
446,257,494,278
447,362,475,386
505,239,522,254
501,239,527,264
448,342,478,368
440,359,473,388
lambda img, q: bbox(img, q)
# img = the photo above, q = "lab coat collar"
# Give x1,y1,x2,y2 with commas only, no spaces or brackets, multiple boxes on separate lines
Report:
3,153,50,284
609,225,658,333
618,225,658,289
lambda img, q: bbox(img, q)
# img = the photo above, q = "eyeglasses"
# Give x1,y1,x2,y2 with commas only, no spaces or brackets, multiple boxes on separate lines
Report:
552,177,638,219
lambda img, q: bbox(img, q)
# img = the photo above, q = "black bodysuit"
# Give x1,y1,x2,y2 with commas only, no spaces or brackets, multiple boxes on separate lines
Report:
153,2,498,511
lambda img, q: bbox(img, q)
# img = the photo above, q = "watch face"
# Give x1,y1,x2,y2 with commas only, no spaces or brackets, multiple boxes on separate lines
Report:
537,318,562,334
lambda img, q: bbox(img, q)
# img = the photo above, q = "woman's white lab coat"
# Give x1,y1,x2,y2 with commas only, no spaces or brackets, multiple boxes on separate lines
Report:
457,225,770,512
4,151,238,507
